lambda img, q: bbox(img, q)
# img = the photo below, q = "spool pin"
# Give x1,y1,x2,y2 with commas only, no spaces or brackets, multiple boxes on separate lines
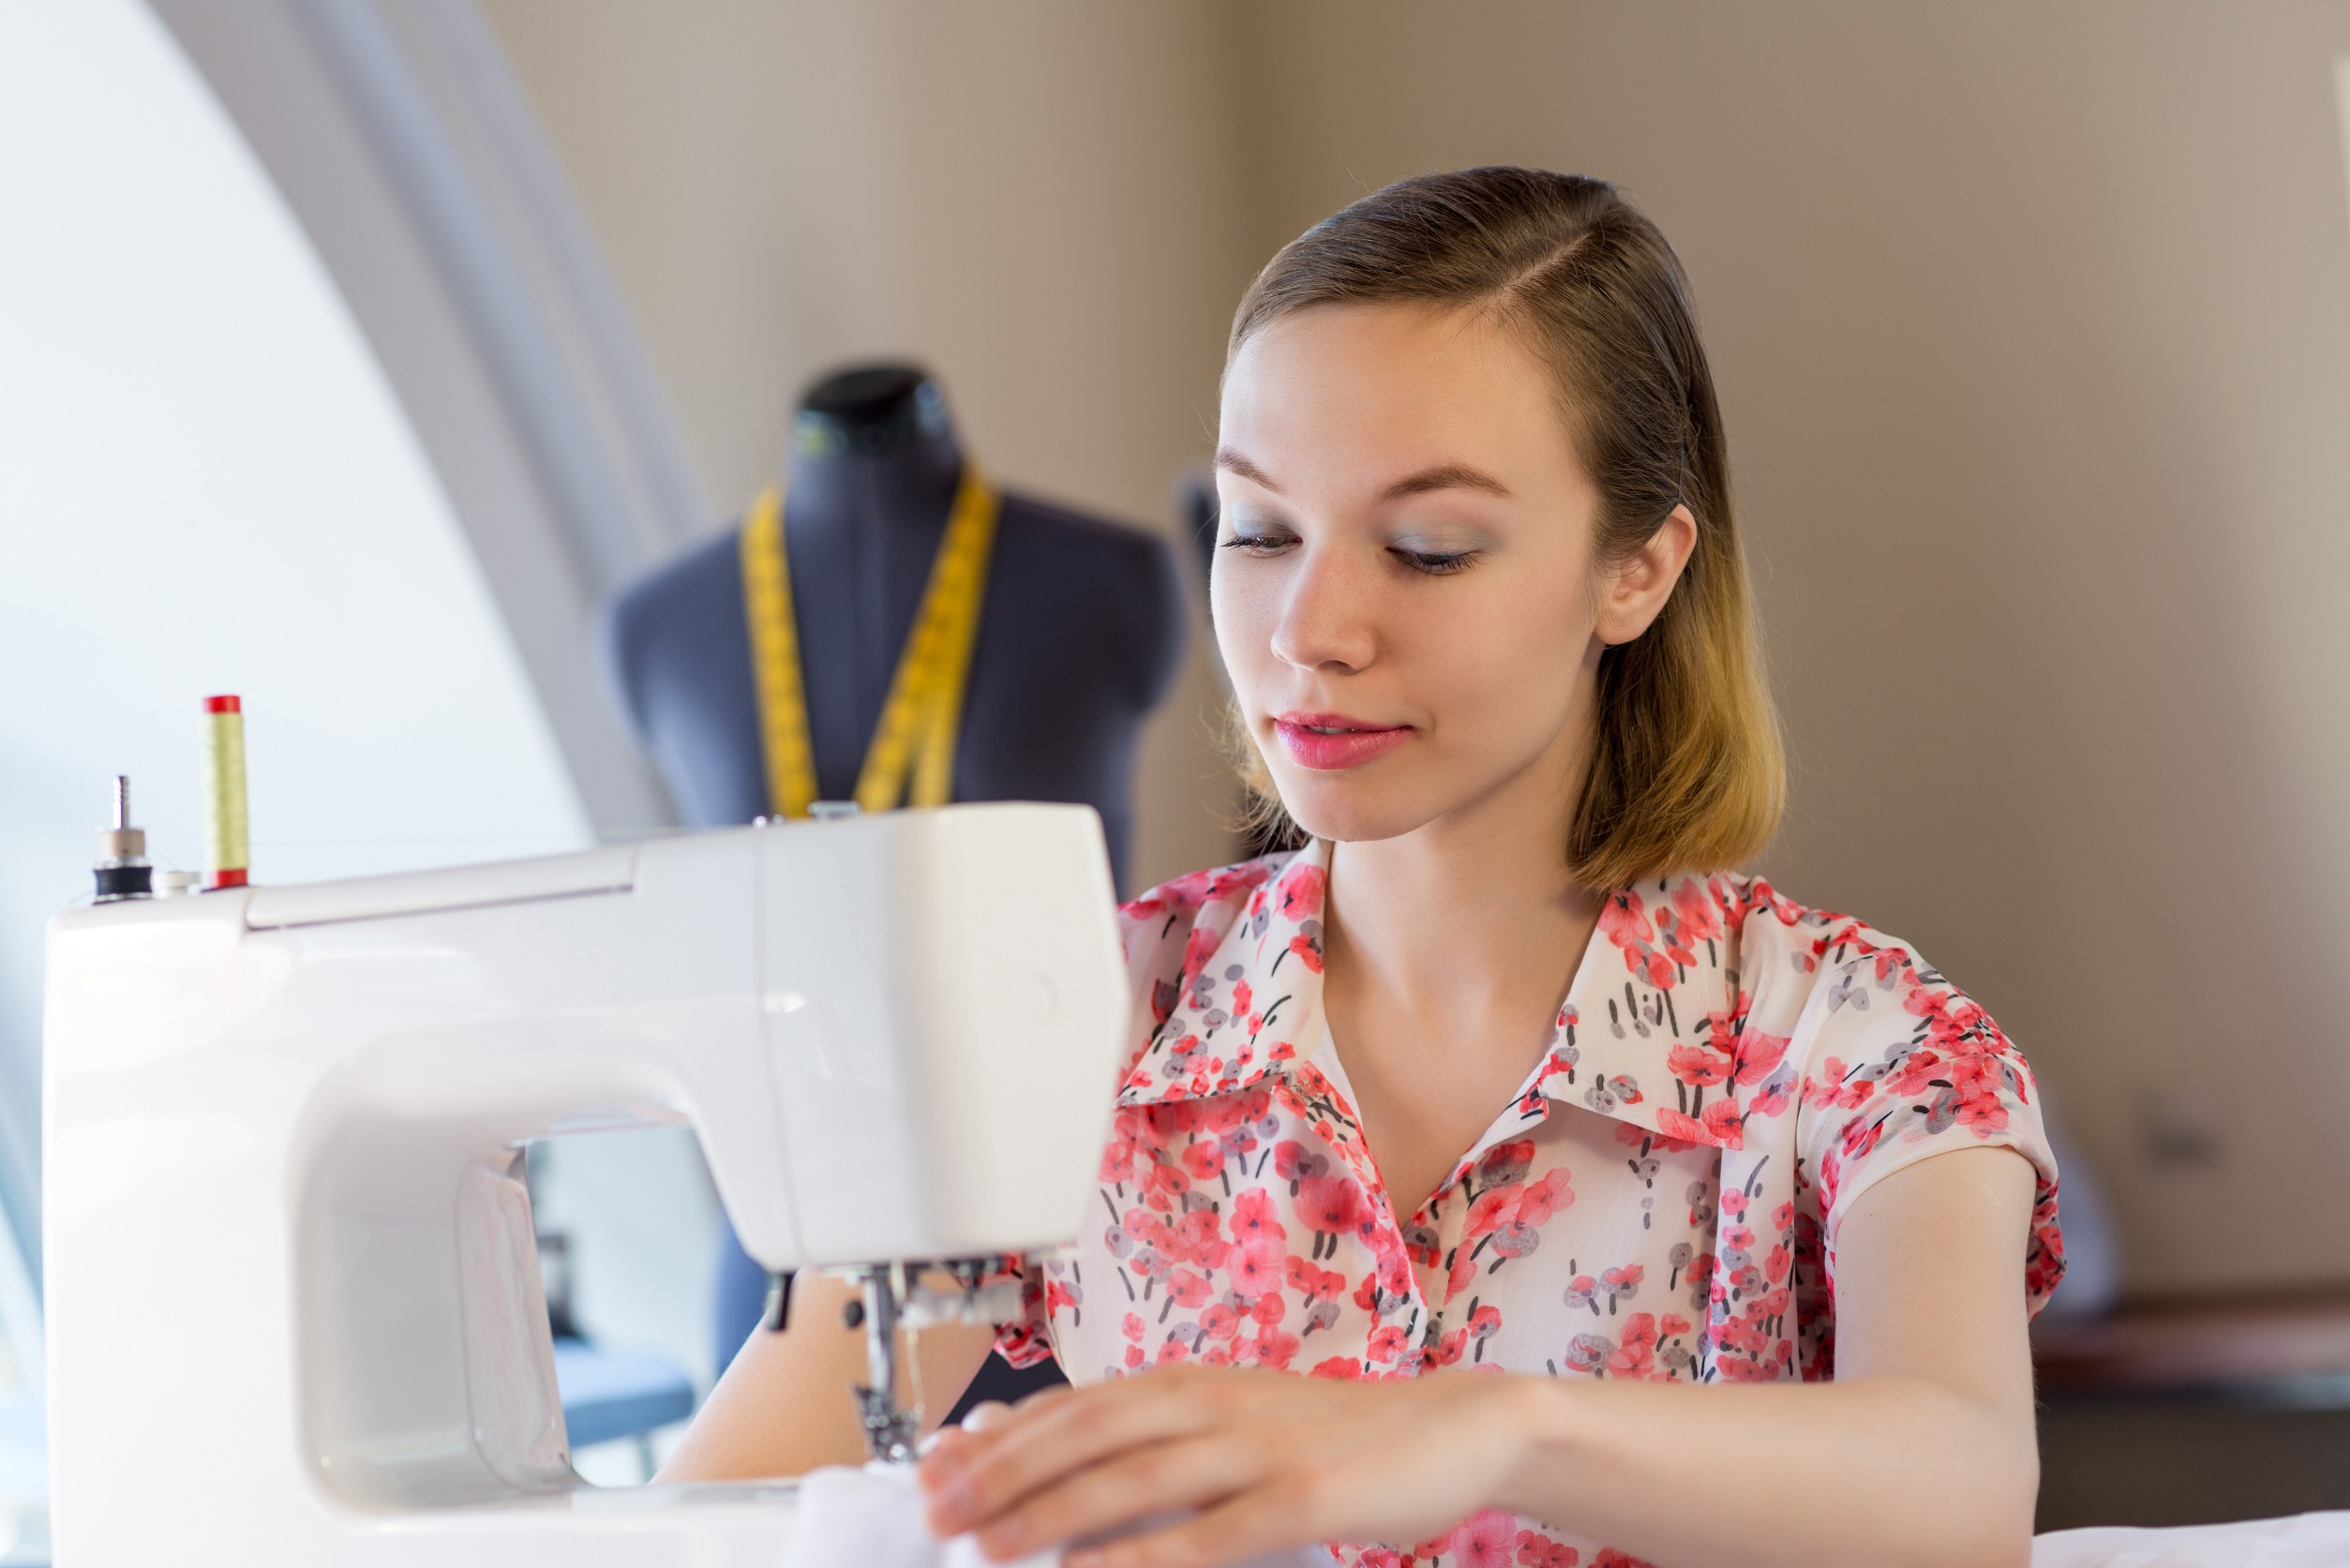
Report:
92,774,152,903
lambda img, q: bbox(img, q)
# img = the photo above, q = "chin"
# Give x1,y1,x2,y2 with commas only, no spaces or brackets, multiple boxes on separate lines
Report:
1269,770,1445,845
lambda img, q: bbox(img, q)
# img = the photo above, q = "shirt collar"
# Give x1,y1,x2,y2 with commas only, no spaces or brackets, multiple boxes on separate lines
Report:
1116,845,1745,1151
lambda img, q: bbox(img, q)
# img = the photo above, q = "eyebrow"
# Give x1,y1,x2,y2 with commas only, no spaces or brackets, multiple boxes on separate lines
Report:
1213,448,1513,501
1214,447,1282,491
1380,462,1512,500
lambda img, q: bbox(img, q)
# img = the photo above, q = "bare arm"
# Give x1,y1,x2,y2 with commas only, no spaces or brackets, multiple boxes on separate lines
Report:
1484,1144,2041,1566
919,1145,2041,1568
657,1272,1001,1482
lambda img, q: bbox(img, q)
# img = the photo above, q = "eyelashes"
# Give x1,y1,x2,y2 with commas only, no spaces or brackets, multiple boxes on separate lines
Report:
1395,548,1481,576
1220,534,1483,578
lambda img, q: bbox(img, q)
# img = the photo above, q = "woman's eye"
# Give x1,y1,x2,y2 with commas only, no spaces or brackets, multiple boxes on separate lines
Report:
1393,546,1481,576
1220,532,1295,555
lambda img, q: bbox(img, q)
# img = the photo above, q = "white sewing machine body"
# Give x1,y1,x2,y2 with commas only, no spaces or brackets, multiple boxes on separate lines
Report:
42,804,1129,1565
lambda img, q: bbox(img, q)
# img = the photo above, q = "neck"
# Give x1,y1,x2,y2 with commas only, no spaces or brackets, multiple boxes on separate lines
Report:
1322,724,1601,1030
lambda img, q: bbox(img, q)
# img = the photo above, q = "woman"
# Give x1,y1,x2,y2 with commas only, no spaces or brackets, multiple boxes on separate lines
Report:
666,168,2065,1568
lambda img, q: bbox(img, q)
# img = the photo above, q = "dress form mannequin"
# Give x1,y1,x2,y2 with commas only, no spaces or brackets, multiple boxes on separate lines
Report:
603,364,1185,1401
605,366,1182,881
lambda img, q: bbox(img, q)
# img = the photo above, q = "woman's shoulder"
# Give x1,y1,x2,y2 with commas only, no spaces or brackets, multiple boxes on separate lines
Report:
1118,844,1341,952
1115,848,1318,1032
1630,869,2018,1098
1644,869,1937,993
1117,848,1305,929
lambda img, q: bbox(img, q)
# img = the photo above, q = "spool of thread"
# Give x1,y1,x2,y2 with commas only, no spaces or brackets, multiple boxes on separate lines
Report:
202,694,249,890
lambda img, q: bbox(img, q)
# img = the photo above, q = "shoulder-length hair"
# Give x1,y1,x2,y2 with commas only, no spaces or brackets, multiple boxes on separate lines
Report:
1226,167,1783,889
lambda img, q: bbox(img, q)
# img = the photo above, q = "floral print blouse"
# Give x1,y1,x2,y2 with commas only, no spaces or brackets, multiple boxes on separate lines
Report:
997,840,2063,1568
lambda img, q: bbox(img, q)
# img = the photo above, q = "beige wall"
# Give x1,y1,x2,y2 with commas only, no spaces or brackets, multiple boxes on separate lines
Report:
477,0,1259,894
486,0,2350,1298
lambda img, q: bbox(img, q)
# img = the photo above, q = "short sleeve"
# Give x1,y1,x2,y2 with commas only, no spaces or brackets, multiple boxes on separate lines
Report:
1792,937,2066,1318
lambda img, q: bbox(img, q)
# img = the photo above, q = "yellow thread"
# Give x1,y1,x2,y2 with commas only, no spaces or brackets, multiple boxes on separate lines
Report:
740,466,998,818
202,708,248,879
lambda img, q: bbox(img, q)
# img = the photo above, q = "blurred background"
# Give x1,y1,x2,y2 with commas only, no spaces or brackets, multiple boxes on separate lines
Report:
6,0,2350,1558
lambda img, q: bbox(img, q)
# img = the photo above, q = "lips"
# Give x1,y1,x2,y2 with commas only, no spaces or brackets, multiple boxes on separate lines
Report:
1273,712,1414,770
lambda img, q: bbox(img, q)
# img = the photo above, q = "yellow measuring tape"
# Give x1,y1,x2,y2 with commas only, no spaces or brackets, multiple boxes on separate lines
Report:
741,465,999,819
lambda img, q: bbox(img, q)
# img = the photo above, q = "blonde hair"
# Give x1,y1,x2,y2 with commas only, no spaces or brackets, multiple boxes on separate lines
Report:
1225,168,1783,889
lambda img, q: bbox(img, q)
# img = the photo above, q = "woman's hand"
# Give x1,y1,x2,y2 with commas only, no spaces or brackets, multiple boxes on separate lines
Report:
916,1365,1534,1567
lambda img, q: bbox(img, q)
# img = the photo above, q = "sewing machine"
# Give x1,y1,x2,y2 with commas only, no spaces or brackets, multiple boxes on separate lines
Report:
42,804,1129,1565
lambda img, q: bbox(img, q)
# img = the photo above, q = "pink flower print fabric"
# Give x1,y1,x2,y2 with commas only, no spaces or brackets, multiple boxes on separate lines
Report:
995,840,2062,1567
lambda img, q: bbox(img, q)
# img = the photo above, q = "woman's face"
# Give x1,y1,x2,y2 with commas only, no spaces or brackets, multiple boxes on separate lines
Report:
1213,302,1681,848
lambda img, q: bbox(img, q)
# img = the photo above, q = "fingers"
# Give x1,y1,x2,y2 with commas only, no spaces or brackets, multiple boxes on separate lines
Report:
922,1370,1229,1539
1064,1489,1308,1568
963,1435,1260,1563
925,1379,1079,1457
920,1400,1012,1463
962,1400,1016,1433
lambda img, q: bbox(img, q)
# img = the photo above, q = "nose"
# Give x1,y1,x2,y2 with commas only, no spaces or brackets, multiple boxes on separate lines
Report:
1268,540,1378,675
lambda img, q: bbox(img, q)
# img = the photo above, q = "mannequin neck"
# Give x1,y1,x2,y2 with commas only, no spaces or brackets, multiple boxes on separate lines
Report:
781,420,964,538
782,362,965,541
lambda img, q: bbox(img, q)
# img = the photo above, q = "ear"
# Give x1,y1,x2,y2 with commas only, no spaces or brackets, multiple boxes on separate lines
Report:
1594,504,1698,646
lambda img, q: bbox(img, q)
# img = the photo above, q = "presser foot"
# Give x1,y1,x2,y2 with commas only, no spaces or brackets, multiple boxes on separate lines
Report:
852,1381,920,1466
840,1257,1025,1465
847,1263,919,1465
